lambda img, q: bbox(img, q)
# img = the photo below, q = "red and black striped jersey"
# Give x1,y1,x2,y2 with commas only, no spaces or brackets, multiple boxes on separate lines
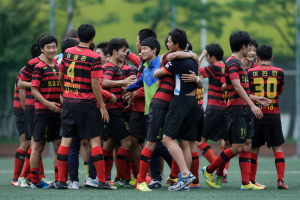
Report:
245,61,257,72
31,61,61,116
248,65,284,124
103,62,135,112
151,53,175,109
60,46,103,110
19,57,42,112
121,64,135,112
13,70,24,112
200,63,227,114
225,56,251,115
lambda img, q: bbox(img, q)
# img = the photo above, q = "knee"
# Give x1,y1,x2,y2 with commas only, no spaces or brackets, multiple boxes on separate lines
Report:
131,137,139,146
243,142,252,152
81,139,89,148
122,137,132,150
162,136,170,146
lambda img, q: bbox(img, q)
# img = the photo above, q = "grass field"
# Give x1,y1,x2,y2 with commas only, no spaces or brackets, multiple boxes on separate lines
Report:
0,157,298,200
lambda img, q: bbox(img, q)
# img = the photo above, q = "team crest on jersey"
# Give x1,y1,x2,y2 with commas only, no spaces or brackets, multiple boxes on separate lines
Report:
43,66,48,70
165,62,172,69
76,48,82,52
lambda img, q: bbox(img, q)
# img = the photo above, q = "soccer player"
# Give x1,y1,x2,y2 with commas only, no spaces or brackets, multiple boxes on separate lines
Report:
241,38,259,70
96,42,108,66
56,30,79,64
57,23,114,190
248,45,288,189
11,68,28,186
153,28,202,191
18,33,53,187
201,31,271,190
101,38,136,188
29,34,62,189
197,44,229,185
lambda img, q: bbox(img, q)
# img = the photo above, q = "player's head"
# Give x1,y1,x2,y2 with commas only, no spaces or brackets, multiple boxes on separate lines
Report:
89,42,95,51
256,45,273,63
61,38,79,54
107,38,129,63
39,34,58,59
165,36,169,51
168,28,187,52
245,38,259,62
229,31,251,56
31,44,41,58
37,33,50,53
96,42,108,65
137,29,157,53
141,37,161,61
186,40,192,51
66,30,79,41
205,43,224,64
77,23,95,44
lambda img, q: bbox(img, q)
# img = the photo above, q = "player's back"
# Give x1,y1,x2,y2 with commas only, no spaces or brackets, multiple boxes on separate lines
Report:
60,46,103,110
248,65,284,123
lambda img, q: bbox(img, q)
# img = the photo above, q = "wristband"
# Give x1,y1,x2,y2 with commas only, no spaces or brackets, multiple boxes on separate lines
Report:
195,76,200,83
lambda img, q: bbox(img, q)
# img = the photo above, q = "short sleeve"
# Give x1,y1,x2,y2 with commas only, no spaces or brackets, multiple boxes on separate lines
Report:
20,62,34,82
103,65,115,80
220,76,226,84
31,66,43,88
163,61,178,75
227,62,240,80
91,57,103,79
199,64,215,78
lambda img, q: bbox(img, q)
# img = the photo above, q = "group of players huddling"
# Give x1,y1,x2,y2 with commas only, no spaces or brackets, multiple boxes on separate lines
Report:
11,23,288,191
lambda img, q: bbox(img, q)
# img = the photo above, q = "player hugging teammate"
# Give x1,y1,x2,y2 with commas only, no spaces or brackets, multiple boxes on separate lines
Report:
11,23,288,191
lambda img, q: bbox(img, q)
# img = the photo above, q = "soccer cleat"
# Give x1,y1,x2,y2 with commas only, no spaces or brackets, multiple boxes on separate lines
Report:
277,180,288,189
108,180,114,186
11,179,19,187
189,182,200,189
40,178,54,184
56,181,69,189
202,166,215,188
166,176,178,186
148,178,162,189
85,177,99,188
70,181,80,189
168,172,195,191
98,181,117,190
129,177,136,186
215,176,222,189
222,176,228,183
240,182,264,190
114,178,135,189
30,181,53,189
160,174,164,181
18,177,29,188
137,182,152,192
254,181,267,189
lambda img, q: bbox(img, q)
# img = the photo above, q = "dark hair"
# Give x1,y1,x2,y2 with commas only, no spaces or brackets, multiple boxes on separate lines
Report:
61,38,79,54
229,31,251,52
141,37,161,56
89,43,95,51
96,42,108,52
39,34,58,49
168,28,187,50
78,23,95,43
138,29,157,44
107,38,128,56
256,45,272,61
121,38,129,48
250,38,259,48
165,36,169,51
187,40,192,51
31,44,41,58
37,33,50,50
206,43,224,61
66,30,78,39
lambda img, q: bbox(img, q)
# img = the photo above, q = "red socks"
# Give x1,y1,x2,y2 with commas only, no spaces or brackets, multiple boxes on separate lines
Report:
239,151,251,185
21,148,31,179
139,147,153,183
91,146,106,184
103,149,112,181
30,168,39,184
57,145,69,183
198,142,216,163
275,152,285,181
207,148,235,174
54,166,58,182
250,152,258,183
130,155,139,179
170,159,180,179
125,155,132,181
116,148,129,180
190,152,199,184
13,148,27,179
39,156,45,180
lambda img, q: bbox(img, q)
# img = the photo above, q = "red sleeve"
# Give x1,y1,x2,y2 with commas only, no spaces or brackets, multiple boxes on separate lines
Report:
127,53,141,68
228,63,240,80
91,57,103,79
31,66,42,88
136,87,145,97
200,65,216,78
103,66,115,80
220,76,226,84
101,87,112,100
20,62,34,82
59,59,65,73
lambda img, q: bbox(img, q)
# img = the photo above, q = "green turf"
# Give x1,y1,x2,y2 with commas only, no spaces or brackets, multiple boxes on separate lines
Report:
0,157,298,200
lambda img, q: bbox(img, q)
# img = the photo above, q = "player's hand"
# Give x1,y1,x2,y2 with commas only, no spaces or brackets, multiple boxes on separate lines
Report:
200,49,207,57
109,94,117,103
182,70,198,82
123,75,137,86
256,96,272,107
54,55,59,60
125,96,134,109
47,102,62,113
251,105,263,119
190,52,199,64
160,53,166,63
123,92,132,102
100,107,109,123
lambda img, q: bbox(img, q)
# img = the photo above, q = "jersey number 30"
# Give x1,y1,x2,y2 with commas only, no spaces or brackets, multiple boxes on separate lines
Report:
254,77,277,98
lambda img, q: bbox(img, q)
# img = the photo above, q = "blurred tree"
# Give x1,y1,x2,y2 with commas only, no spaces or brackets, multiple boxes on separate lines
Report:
124,0,230,38
228,0,295,53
